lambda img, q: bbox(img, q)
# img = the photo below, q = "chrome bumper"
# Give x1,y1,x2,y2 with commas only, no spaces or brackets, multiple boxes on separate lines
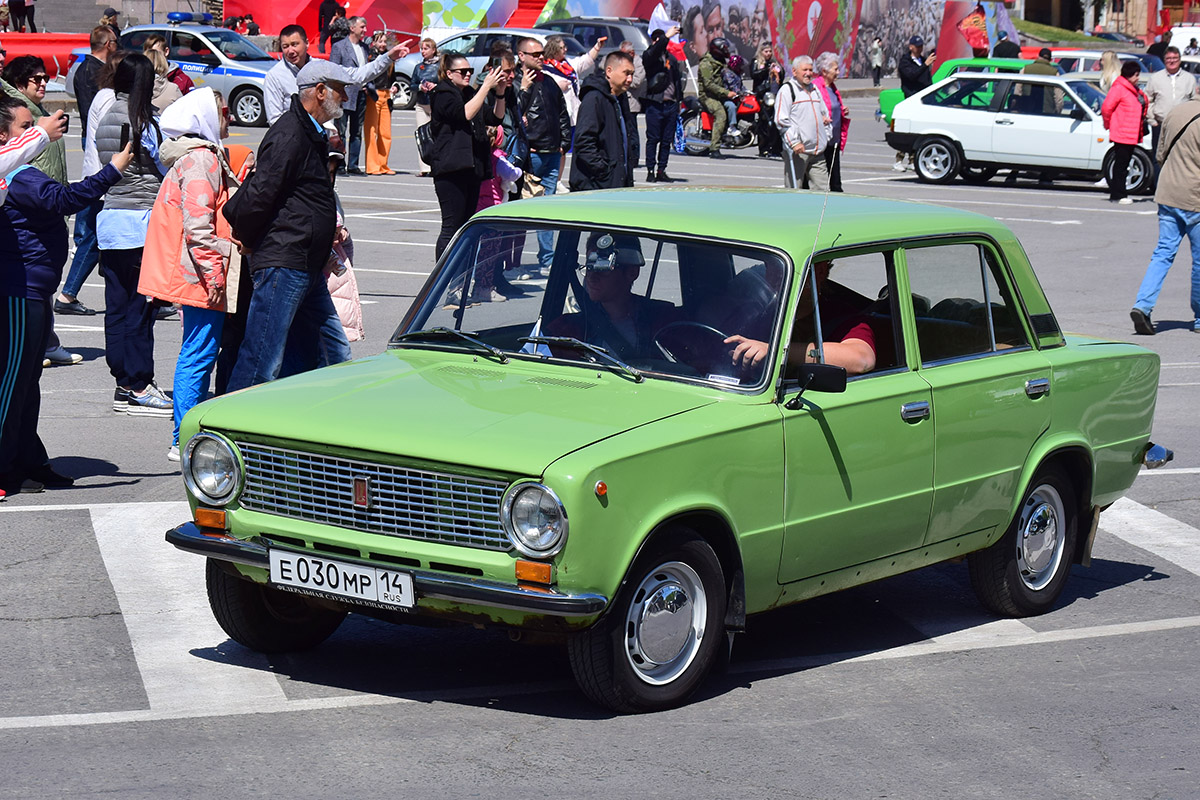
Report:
165,522,608,617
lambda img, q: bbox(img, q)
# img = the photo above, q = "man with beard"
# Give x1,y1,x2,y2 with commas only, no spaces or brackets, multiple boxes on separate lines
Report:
222,60,355,391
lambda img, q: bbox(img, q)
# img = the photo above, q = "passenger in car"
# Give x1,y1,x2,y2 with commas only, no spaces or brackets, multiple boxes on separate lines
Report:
723,259,881,375
545,232,680,359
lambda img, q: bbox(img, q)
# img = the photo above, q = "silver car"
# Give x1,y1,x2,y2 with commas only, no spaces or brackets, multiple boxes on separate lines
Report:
119,24,276,126
392,28,588,109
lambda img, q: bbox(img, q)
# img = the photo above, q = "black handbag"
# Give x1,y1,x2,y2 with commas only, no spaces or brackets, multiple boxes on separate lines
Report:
414,122,435,165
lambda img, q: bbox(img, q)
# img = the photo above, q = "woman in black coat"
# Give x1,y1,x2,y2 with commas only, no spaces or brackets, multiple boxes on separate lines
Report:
429,51,508,259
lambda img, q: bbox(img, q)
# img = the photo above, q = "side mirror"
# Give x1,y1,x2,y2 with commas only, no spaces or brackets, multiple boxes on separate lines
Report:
783,363,847,409
1070,106,1089,120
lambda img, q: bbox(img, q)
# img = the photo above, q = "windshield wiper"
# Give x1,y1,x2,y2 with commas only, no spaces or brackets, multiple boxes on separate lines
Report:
393,327,509,363
519,336,643,382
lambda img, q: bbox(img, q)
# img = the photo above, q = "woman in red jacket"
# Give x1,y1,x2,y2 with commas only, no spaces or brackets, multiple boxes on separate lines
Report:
1101,60,1148,204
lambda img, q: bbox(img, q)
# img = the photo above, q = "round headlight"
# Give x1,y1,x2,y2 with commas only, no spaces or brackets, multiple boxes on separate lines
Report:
182,433,242,504
502,483,568,558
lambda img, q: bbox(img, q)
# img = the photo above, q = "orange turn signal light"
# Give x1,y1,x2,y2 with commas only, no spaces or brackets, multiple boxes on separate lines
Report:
195,507,227,530
515,560,553,585
595,481,607,497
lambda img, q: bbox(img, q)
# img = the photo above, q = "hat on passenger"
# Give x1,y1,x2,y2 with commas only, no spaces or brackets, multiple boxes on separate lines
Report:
909,35,924,46
585,233,645,271
296,59,357,90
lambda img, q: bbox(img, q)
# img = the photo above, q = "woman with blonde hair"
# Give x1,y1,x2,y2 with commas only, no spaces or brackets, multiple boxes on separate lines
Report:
144,48,183,111
143,34,195,95
541,34,603,125
1099,50,1121,92
410,37,439,176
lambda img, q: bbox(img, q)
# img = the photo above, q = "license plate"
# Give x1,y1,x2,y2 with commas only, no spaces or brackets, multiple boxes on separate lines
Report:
269,550,415,610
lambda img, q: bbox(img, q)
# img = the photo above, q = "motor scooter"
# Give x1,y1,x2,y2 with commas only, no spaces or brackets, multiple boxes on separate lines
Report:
681,93,763,155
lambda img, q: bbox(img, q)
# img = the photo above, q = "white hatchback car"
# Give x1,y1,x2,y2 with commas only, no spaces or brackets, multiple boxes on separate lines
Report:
886,71,1154,192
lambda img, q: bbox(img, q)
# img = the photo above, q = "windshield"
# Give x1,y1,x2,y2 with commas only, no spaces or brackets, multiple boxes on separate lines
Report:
393,222,790,390
1066,80,1105,113
203,29,274,61
561,36,588,57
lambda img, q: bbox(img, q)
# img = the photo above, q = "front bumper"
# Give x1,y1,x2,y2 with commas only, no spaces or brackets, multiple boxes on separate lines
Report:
884,131,919,153
166,522,608,618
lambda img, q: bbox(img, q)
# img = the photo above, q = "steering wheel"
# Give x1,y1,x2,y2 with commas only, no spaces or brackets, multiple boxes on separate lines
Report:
653,321,733,371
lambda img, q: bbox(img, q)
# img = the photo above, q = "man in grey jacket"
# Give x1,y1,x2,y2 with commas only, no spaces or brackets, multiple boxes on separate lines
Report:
1130,96,1200,335
1145,47,1196,157
330,17,375,173
774,55,831,190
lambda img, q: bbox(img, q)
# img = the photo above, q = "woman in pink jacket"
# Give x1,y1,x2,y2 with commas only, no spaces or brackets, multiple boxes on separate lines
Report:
814,51,849,192
1101,60,1148,204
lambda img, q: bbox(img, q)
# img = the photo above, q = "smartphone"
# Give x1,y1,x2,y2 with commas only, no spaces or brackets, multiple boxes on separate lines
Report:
119,123,130,149
63,114,71,134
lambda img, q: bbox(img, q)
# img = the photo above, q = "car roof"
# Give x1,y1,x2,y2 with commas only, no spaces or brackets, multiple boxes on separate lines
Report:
474,189,1008,257
122,24,226,34
941,70,1071,84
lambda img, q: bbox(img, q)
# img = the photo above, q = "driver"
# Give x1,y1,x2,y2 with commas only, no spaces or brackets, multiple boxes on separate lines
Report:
545,232,680,360
723,260,879,376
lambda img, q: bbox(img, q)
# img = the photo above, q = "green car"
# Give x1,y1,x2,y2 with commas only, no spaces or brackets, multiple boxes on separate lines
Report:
168,190,1165,713
877,58,1038,124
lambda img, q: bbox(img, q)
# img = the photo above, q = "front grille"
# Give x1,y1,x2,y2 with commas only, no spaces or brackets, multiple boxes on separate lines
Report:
237,442,512,551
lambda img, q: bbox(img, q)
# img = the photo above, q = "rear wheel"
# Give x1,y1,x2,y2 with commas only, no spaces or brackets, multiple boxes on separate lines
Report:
568,531,726,712
206,559,346,652
968,467,1078,617
231,87,266,127
1104,147,1154,194
392,77,415,110
914,137,959,184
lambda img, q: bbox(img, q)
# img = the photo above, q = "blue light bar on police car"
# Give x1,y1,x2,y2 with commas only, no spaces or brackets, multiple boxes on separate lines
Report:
167,11,214,23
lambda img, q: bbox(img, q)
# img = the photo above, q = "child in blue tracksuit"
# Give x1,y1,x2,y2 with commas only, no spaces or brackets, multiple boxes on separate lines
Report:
0,97,129,498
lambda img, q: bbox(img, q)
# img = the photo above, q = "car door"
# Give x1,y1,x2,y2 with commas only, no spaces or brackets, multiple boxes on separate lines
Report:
778,249,934,584
169,30,220,91
899,241,1052,545
990,78,1096,167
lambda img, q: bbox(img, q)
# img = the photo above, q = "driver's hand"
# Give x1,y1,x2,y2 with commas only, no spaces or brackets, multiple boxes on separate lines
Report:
724,335,768,368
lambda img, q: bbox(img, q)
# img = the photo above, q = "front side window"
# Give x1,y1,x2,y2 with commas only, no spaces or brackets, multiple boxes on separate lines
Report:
202,29,274,61
904,243,1030,365
1005,80,1069,116
394,223,789,390
923,77,1004,110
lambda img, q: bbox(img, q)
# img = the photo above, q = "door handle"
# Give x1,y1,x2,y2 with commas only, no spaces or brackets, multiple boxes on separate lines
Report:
1025,377,1050,398
900,401,930,422
995,118,1015,125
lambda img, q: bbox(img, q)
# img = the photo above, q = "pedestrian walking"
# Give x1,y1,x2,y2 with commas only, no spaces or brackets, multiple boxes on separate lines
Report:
1129,96,1200,335
1101,60,1148,204
568,50,636,191
814,51,849,192
428,53,508,258
411,38,439,176
317,0,340,55
869,36,884,86
138,88,240,461
775,55,831,190
641,27,684,181
222,60,357,391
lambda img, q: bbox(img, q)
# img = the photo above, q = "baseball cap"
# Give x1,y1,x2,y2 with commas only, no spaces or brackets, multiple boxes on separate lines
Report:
296,60,357,90
103,7,119,16
998,30,1009,40
909,35,924,46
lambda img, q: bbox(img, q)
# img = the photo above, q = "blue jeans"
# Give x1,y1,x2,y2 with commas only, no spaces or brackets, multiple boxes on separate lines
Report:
63,199,102,299
1134,204,1200,321
227,267,351,392
644,100,679,172
529,151,561,270
173,306,224,446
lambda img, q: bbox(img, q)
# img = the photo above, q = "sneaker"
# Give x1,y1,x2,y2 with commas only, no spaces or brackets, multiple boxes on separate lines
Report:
145,381,172,402
167,445,181,463
155,305,180,321
27,464,73,487
708,150,724,159
19,478,44,493
1130,308,1156,336
44,345,83,366
0,487,6,502
126,387,173,417
1193,318,1200,332
113,386,131,412
893,160,907,172
1118,197,1134,205
469,287,507,304
54,297,96,316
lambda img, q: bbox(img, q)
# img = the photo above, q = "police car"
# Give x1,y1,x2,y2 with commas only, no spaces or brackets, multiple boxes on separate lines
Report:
68,12,276,127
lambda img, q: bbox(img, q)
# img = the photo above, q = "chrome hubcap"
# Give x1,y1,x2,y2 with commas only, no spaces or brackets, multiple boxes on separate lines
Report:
624,561,707,685
1016,485,1065,591
919,144,953,179
236,95,261,122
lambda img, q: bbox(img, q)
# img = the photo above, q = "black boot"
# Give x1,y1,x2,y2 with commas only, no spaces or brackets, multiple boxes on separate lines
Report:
656,170,673,183
646,170,656,183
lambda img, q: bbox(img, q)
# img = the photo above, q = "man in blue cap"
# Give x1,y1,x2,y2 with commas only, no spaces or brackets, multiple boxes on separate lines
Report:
894,35,935,171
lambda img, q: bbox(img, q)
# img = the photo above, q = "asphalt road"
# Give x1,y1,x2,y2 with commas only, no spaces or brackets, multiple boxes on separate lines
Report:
1,97,1197,799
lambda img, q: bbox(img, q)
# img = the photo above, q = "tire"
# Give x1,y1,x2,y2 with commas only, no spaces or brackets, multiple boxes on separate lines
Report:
968,467,1078,617
1104,148,1154,194
231,87,266,127
681,115,710,156
568,531,726,713
206,559,346,652
913,137,960,184
392,78,415,110
960,163,998,184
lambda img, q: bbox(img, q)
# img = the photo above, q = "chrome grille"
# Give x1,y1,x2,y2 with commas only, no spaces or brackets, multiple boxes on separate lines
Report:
237,442,511,551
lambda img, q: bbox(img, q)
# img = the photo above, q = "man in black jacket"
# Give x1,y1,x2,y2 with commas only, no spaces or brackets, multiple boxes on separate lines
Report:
223,60,354,392
569,51,636,192
516,37,571,274
642,26,684,182
898,35,934,97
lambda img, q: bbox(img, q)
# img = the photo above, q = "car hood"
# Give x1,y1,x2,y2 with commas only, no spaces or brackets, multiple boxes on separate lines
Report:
193,350,721,476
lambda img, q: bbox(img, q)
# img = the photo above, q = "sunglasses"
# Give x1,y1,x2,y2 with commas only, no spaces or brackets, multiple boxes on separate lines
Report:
521,50,545,58
448,67,475,76
29,75,49,84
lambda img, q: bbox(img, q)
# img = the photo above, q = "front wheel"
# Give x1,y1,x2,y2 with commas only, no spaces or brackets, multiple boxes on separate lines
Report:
231,87,266,127
568,532,726,712
206,559,346,652
914,137,960,184
968,467,1077,617
391,77,415,110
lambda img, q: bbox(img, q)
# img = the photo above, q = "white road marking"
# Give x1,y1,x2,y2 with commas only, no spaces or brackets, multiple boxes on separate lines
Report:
1099,497,1200,577
1137,467,1200,477
995,218,1082,225
53,324,105,332
351,267,432,275
90,502,287,713
352,238,435,247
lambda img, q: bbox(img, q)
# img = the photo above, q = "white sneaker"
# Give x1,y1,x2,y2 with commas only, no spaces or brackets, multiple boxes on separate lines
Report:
167,445,180,463
44,345,83,366
893,161,907,172
1118,197,1134,205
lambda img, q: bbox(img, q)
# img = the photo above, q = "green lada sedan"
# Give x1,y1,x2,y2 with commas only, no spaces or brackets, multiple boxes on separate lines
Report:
168,190,1165,713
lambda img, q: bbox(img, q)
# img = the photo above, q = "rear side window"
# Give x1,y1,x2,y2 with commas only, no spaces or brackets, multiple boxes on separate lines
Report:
923,77,1004,110
903,243,1030,365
